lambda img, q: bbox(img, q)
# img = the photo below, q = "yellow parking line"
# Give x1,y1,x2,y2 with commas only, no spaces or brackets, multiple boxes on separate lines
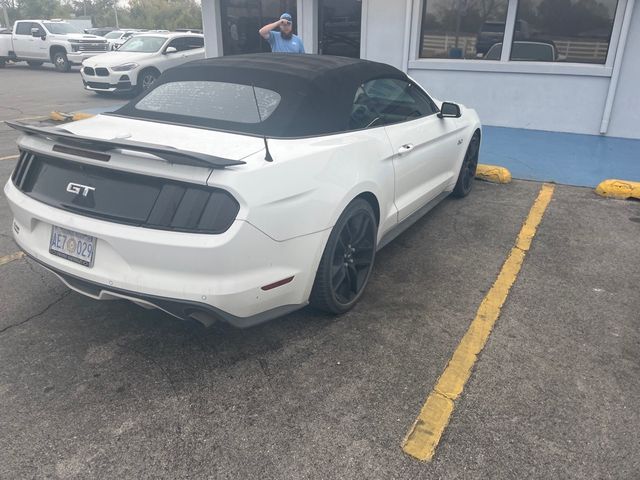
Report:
0,251,25,267
0,155,19,161
402,183,555,462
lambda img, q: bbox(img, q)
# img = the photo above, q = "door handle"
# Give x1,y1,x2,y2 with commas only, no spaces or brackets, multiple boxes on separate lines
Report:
398,144,414,154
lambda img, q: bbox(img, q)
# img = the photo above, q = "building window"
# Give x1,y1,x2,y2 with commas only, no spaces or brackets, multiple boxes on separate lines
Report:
220,0,297,55
318,0,362,58
512,0,619,64
419,0,510,59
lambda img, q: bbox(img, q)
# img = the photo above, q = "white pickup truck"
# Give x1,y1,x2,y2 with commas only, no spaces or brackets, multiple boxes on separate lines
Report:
0,20,109,72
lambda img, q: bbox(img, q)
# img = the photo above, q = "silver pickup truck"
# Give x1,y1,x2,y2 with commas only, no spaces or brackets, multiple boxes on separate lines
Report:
0,20,109,72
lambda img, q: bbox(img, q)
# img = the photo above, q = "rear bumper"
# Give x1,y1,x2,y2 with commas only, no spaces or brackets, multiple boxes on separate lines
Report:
28,254,304,328
5,180,330,326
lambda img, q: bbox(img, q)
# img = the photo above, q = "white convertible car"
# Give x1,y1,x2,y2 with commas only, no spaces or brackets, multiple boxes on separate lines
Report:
80,32,204,94
5,54,481,327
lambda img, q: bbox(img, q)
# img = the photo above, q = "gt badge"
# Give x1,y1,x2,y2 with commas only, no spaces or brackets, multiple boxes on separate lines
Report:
66,182,96,196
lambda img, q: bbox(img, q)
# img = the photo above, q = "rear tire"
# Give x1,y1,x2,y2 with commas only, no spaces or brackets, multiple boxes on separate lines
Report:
27,61,43,68
310,199,378,315
452,132,480,198
52,51,71,72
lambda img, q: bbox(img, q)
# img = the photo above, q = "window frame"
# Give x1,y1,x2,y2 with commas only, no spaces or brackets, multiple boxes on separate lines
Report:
408,0,629,78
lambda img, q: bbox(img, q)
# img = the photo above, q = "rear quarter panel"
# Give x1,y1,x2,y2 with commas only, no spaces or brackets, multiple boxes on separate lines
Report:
207,128,398,243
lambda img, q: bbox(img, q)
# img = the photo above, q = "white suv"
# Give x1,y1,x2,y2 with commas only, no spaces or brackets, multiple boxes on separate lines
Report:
103,29,142,51
80,32,204,94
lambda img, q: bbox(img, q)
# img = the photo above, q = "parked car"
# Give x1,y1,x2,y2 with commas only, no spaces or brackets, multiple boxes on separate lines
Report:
103,29,143,50
174,28,203,34
5,54,481,328
476,20,530,56
0,20,108,71
85,27,116,37
484,40,560,62
80,32,204,94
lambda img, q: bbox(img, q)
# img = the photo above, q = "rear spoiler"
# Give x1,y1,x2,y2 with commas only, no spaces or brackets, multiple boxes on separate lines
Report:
5,121,246,169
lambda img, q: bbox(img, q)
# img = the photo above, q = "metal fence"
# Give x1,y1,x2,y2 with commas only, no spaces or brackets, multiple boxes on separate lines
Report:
421,33,609,63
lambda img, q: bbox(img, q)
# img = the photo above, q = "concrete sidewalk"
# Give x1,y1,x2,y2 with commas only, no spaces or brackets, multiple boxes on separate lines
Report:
481,126,640,188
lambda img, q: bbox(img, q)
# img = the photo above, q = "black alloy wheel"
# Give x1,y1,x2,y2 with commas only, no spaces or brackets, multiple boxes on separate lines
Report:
310,198,377,314
452,132,480,198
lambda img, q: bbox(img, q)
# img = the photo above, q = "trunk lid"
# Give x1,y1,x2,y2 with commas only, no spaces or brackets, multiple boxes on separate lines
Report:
63,114,265,163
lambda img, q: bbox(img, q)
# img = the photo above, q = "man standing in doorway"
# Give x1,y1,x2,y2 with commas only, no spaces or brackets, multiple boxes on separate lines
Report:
259,13,305,54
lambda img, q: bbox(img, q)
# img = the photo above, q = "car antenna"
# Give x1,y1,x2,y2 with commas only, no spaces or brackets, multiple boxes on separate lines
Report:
251,85,273,162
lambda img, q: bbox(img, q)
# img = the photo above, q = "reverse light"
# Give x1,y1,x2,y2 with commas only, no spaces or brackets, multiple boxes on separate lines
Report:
112,63,139,71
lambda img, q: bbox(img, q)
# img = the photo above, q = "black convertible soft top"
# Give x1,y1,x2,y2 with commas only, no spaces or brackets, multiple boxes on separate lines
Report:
113,54,410,138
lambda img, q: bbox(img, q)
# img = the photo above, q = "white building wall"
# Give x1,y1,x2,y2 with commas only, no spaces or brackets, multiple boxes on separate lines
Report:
359,0,410,70
406,70,610,135
201,0,223,58
608,3,640,139
297,0,318,54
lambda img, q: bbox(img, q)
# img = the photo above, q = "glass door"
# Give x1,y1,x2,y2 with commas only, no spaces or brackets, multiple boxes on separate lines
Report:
318,0,362,58
221,0,298,55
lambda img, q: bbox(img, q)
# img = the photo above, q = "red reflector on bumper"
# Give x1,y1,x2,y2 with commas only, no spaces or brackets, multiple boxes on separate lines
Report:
261,276,294,291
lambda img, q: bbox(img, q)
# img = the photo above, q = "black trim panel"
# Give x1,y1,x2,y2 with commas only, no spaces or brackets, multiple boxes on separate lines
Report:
377,191,450,251
26,253,305,329
12,150,240,234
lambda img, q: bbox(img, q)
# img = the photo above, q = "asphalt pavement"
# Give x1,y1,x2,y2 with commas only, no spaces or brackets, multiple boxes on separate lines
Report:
0,63,125,158
1,67,639,479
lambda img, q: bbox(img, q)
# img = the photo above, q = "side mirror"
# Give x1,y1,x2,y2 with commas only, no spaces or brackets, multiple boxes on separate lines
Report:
438,102,461,119
31,27,44,39
164,46,177,54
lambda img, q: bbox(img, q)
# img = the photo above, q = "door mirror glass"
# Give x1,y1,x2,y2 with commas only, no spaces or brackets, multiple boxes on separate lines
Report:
438,102,461,118
164,46,178,54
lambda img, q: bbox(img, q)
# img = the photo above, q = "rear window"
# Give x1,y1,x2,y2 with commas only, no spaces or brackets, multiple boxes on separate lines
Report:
135,81,282,124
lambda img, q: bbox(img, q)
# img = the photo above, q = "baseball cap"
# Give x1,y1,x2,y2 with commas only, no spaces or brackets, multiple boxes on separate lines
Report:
280,13,292,22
